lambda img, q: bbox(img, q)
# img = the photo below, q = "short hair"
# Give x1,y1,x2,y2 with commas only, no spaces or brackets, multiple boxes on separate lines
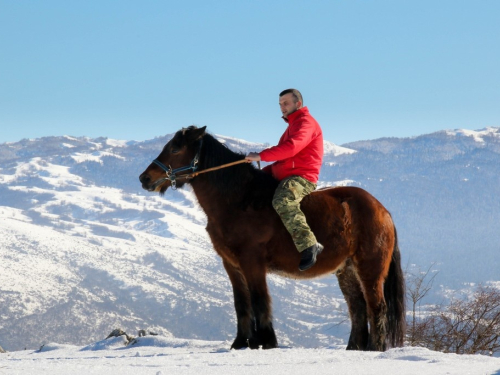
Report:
279,88,303,104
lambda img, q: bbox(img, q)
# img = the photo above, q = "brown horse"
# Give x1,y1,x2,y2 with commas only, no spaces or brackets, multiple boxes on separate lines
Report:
139,126,405,351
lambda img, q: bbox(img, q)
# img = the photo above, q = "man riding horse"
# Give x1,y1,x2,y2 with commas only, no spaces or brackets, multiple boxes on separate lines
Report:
245,89,324,271
140,109,405,350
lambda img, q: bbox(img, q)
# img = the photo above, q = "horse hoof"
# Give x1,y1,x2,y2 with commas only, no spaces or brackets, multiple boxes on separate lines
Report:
248,338,261,350
262,342,278,350
365,342,386,352
230,338,249,350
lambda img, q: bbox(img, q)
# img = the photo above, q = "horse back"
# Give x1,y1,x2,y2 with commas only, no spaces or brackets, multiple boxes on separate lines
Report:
302,185,395,262
309,185,392,218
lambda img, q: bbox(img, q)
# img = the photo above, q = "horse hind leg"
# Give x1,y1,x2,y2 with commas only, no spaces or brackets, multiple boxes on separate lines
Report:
337,259,369,350
364,281,388,351
355,259,390,351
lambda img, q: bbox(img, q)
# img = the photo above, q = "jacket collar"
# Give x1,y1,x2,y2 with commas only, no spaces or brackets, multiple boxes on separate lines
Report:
282,106,309,124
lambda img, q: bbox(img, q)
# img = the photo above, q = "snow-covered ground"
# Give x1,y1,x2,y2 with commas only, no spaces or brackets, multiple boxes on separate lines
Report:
2,336,500,375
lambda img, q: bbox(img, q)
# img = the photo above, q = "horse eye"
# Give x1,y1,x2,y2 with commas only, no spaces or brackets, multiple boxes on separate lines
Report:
171,148,180,154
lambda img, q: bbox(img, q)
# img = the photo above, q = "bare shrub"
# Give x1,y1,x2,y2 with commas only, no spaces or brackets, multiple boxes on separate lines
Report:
406,263,438,346
410,285,500,356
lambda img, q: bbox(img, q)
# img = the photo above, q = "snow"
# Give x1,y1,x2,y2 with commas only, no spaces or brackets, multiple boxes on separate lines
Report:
106,138,128,147
70,151,126,164
323,140,357,156
214,134,265,147
318,180,358,188
445,127,500,143
63,136,80,141
1,337,499,374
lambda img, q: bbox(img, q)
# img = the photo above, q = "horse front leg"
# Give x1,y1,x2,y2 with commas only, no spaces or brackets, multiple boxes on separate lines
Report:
248,282,278,349
223,260,254,349
241,257,278,349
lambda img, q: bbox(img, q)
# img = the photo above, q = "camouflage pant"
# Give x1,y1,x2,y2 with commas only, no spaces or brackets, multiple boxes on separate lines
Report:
272,175,317,252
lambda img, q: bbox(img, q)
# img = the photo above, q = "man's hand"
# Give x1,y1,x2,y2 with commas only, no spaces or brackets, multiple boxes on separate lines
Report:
245,152,261,162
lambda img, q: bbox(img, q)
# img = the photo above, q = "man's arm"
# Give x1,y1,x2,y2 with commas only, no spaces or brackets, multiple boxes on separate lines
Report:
259,119,316,162
245,152,261,162
246,152,272,175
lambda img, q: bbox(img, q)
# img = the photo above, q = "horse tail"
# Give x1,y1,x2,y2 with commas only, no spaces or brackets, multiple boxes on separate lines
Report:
384,226,406,348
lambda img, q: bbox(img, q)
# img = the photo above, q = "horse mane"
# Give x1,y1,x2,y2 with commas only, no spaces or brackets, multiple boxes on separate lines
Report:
198,132,279,209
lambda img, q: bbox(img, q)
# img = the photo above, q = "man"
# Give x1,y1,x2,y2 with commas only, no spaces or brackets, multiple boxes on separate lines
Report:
246,89,324,271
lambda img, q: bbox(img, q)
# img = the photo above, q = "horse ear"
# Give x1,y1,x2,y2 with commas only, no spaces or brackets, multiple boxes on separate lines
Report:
187,126,207,142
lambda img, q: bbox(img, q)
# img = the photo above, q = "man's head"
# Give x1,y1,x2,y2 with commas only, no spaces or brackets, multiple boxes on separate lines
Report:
279,89,303,118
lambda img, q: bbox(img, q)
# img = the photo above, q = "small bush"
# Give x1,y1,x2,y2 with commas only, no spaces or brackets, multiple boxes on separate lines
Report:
409,286,500,356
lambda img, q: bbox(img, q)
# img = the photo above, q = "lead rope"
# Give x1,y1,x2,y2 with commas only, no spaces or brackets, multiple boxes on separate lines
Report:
179,158,260,180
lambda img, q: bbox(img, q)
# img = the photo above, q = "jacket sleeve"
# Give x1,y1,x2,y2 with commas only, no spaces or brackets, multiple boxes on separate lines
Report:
259,119,316,162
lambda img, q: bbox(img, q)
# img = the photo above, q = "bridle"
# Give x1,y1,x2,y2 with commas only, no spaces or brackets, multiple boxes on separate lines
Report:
149,138,257,191
150,139,203,190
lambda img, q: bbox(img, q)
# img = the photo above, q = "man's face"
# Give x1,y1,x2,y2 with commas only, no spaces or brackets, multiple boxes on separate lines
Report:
279,93,301,119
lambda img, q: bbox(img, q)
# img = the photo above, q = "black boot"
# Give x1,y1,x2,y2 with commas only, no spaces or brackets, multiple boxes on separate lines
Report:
298,243,324,271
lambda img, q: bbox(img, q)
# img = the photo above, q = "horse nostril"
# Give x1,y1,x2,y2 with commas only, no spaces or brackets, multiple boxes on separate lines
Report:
139,173,150,185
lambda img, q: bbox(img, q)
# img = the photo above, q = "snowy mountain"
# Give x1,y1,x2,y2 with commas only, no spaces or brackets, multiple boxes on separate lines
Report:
1,128,499,351
327,127,500,287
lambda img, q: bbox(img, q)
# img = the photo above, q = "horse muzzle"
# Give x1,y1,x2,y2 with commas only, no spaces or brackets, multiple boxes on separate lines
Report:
139,172,153,191
139,172,169,192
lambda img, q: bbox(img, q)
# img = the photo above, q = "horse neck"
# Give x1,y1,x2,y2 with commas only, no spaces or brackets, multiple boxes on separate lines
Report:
189,171,246,215
190,136,245,197
188,134,272,216
189,176,221,213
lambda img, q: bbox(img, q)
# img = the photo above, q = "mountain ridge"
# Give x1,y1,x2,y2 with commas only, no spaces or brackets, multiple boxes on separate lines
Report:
1,126,499,351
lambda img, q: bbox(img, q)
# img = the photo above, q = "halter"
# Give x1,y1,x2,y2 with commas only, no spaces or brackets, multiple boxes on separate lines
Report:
149,138,259,191
151,139,203,190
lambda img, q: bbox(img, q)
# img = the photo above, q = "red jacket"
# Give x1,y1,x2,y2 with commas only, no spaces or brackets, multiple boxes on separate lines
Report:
259,106,323,183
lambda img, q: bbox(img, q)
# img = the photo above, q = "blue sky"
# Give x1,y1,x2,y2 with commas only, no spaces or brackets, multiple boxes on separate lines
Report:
1,1,499,146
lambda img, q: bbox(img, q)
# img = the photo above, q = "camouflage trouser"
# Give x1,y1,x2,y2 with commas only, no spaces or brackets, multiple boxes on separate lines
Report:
272,175,317,252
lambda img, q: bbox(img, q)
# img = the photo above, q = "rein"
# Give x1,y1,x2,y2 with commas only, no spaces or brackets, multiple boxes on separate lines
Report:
182,159,249,179
151,139,258,190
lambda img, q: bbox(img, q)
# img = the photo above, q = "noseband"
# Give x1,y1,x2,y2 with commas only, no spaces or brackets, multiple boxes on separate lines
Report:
151,139,203,190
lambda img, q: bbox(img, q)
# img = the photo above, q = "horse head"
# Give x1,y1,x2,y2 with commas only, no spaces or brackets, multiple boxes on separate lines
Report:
139,125,206,194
